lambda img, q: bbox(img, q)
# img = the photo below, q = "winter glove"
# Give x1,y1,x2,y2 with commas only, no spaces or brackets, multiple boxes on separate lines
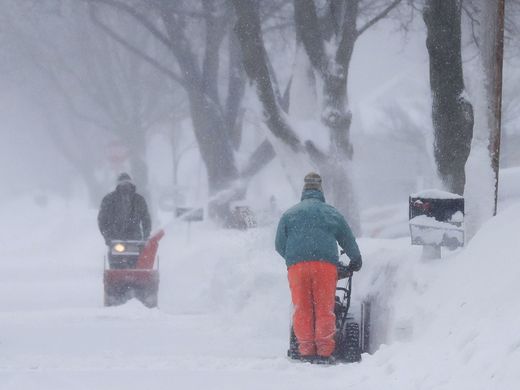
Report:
348,255,362,272
338,251,362,276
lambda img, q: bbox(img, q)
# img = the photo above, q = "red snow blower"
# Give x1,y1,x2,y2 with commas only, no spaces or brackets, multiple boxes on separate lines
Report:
103,230,164,308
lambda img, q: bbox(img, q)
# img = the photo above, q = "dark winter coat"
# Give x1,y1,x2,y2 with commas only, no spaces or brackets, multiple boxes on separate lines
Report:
98,183,151,243
275,189,362,270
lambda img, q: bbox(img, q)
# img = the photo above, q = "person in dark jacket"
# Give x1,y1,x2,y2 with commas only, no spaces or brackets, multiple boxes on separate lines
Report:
98,173,151,259
275,172,362,363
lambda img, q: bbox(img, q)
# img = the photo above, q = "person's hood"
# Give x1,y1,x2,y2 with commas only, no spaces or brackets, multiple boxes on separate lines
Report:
301,188,325,202
116,182,136,194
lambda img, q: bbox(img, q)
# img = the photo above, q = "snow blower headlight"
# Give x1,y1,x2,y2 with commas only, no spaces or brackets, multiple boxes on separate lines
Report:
113,243,126,253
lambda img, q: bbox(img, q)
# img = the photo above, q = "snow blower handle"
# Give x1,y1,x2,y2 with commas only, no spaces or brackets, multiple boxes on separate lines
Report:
338,249,353,280
337,263,352,280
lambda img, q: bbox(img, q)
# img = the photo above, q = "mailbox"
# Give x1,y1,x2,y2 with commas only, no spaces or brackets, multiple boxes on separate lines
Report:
230,205,257,230
409,190,464,248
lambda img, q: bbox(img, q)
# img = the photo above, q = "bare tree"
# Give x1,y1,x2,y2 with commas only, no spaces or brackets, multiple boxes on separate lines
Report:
233,0,406,233
83,0,249,223
1,1,178,204
83,0,295,225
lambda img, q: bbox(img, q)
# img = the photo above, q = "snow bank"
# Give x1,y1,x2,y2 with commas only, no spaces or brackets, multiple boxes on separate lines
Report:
498,166,520,210
352,201,520,390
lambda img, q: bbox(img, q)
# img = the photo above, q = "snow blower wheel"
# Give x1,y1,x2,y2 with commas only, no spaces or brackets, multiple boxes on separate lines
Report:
338,321,361,363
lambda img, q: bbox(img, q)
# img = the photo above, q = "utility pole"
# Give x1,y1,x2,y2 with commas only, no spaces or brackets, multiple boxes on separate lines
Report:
490,0,505,215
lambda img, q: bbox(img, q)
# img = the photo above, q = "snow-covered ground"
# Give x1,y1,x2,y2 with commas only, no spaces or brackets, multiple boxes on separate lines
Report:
1,168,519,390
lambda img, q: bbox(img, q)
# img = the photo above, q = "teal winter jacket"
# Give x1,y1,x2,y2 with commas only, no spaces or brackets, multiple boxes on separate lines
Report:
275,189,362,269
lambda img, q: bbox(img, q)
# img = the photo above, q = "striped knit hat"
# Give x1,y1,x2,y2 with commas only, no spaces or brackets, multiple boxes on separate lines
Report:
303,172,322,192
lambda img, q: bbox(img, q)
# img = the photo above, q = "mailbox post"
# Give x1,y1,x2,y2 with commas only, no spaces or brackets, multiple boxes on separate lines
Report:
409,190,464,259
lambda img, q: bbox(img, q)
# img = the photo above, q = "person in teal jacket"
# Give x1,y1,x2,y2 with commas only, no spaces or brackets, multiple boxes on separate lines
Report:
275,172,362,363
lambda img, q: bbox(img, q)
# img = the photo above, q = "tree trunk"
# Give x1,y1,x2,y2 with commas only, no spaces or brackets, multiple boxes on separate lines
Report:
233,7,303,153
423,0,474,195
320,51,359,234
226,30,247,150
154,2,240,224
294,0,360,234
188,89,240,224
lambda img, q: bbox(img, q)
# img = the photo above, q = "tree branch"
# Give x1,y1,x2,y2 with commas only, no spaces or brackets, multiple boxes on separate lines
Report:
232,0,302,151
83,0,173,49
336,0,359,66
226,30,247,149
357,0,402,37
88,4,187,88
155,2,202,87
33,59,114,132
461,1,481,48
201,0,229,104
239,139,276,179
294,0,327,75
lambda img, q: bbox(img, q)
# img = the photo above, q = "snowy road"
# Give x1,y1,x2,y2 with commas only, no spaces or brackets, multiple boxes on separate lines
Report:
0,304,385,390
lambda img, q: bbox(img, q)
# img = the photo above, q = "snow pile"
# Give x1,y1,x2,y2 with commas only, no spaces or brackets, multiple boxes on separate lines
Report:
355,202,520,390
411,189,464,199
498,166,520,210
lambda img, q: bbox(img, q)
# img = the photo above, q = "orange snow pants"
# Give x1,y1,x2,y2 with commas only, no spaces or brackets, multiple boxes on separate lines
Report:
288,261,337,357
